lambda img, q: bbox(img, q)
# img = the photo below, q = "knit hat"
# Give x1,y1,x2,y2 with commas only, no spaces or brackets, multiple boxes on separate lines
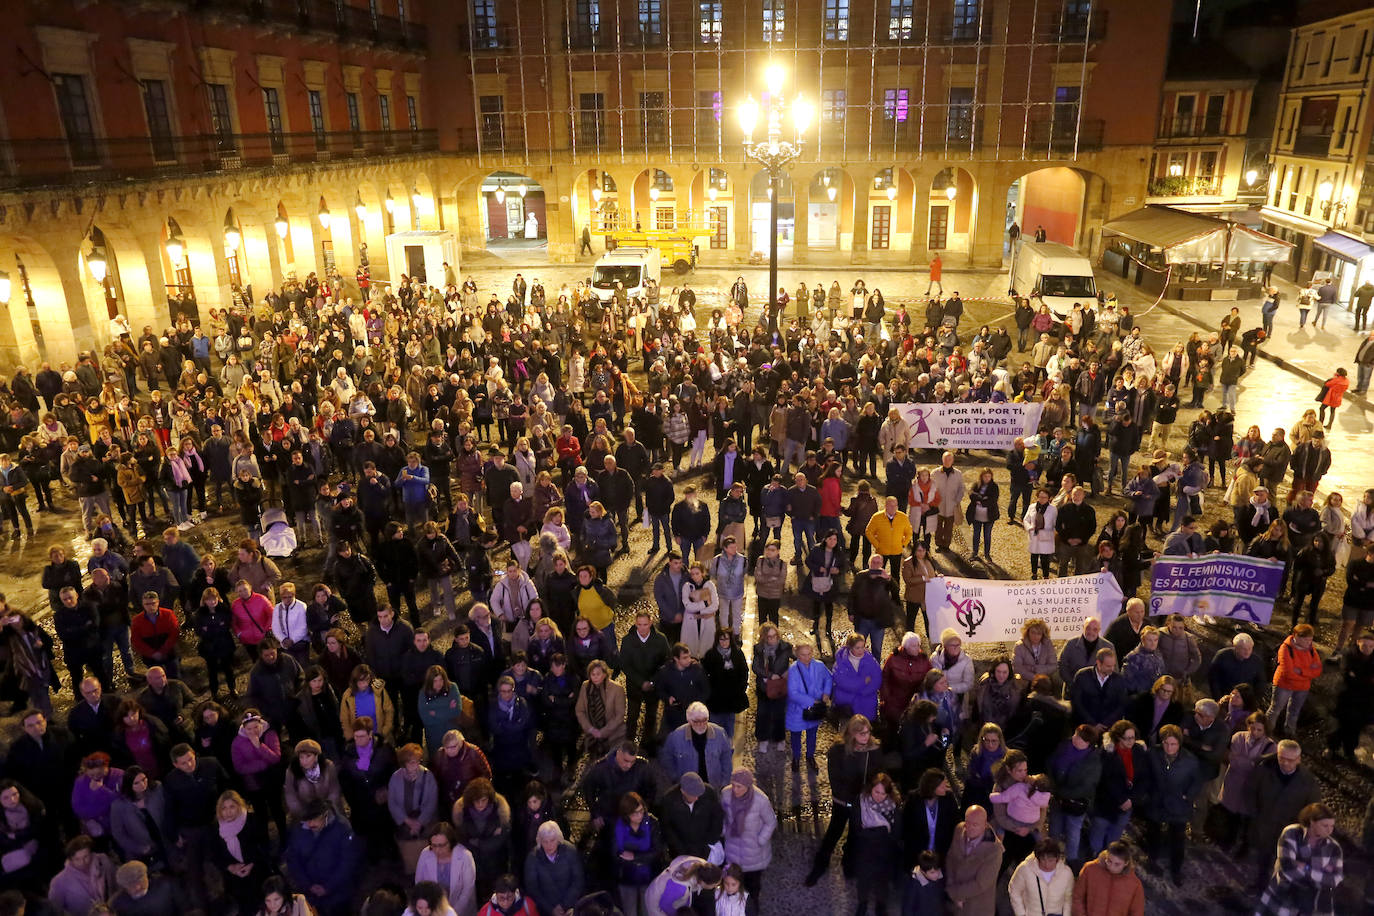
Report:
680,772,705,797
939,628,960,645
730,767,754,790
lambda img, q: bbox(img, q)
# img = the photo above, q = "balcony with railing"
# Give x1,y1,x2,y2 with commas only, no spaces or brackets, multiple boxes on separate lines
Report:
1034,9,1108,42
0,128,438,190
1148,175,1223,198
1158,113,1237,139
460,23,514,51
1291,133,1334,157
179,0,427,50
1024,119,1105,152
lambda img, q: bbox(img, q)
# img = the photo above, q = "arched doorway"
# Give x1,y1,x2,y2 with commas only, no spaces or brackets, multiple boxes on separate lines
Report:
80,226,121,324
479,171,546,249
692,168,732,253
0,233,73,364
749,170,793,259
927,167,977,260
807,168,851,251
1005,167,1088,256
633,169,677,230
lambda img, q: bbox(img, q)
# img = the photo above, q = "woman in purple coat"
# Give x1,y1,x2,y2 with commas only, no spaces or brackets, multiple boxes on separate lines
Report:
70,753,123,841
831,634,883,722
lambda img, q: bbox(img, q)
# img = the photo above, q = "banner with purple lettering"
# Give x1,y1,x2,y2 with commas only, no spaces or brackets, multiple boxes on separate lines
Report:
893,402,1044,451
926,573,1123,643
1149,555,1284,625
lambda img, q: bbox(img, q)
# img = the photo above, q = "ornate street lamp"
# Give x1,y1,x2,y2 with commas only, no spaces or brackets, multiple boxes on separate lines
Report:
739,61,812,315
165,218,185,266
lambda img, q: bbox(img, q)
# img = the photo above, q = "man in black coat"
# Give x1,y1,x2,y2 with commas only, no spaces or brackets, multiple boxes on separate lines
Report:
363,605,414,726
596,455,636,552
1068,648,1128,729
68,676,121,757
659,772,723,859
4,708,74,828
614,430,652,517
163,743,229,912
576,742,660,830
655,644,709,732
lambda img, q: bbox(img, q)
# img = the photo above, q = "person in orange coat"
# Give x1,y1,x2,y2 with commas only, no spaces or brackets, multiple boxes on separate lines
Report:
1317,367,1350,429
1073,841,1146,916
1268,623,1323,735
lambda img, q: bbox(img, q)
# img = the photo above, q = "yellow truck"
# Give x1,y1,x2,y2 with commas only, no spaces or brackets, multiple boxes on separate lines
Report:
606,229,699,274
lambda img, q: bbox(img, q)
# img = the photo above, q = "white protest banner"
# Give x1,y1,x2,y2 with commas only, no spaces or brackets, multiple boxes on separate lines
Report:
893,401,1044,451
927,572,1123,643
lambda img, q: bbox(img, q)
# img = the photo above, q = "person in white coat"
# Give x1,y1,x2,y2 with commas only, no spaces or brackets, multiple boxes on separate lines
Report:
680,563,719,659
932,451,967,551
1008,839,1075,916
1022,489,1059,580
932,629,977,719
413,823,477,916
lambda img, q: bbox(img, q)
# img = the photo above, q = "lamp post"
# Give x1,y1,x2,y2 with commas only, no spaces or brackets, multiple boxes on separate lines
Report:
739,62,812,318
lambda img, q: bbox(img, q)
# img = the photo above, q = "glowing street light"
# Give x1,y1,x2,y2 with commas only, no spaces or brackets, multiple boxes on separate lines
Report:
274,216,289,239
354,193,367,221
739,61,810,318
945,183,957,201
318,203,332,229
86,239,108,284
165,235,184,266
1245,169,1259,186
384,191,396,213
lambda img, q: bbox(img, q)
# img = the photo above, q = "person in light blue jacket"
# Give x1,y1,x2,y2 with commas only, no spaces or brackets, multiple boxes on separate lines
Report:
785,643,833,771
395,452,432,530
658,701,734,789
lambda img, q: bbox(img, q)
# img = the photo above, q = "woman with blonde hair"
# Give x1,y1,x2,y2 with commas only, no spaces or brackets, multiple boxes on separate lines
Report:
1012,618,1058,681
212,789,273,914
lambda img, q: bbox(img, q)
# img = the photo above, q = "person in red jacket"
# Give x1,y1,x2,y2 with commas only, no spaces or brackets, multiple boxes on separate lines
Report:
1073,841,1146,916
1317,367,1350,429
878,632,932,734
1268,623,1323,735
477,873,539,916
130,591,181,679
230,578,274,661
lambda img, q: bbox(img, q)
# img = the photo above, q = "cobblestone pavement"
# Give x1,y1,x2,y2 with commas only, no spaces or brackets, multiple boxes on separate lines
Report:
1,254,1370,914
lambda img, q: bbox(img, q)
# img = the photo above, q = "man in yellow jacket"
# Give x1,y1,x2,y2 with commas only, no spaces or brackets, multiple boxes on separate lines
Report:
865,495,913,578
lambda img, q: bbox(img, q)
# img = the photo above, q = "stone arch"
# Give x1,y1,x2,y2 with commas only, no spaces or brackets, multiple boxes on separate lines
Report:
317,189,354,283
410,173,439,231
90,220,163,335
746,168,796,260
1002,165,1092,250
0,232,61,367
474,170,546,249
924,166,980,263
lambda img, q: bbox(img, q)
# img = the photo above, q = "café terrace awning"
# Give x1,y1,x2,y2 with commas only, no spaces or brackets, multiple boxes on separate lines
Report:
1313,230,1374,263
1103,205,1292,264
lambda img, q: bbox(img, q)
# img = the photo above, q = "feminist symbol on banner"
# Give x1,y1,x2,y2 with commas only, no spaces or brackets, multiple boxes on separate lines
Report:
949,594,987,639
908,406,935,446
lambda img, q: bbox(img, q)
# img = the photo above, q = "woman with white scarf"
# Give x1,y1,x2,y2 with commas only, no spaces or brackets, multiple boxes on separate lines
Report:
212,790,272,915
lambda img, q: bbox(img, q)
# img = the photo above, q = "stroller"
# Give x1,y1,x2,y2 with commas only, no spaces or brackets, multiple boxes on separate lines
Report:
259,506,298,559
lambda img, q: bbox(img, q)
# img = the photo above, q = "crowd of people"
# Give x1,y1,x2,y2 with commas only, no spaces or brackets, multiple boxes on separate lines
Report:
0,262,1365,916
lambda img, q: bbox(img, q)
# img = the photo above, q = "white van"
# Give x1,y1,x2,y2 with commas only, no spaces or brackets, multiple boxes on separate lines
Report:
1009,241,1097,320
591,247,662,304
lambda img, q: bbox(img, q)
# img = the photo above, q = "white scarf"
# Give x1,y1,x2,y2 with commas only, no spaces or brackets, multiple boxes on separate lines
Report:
219,811,248,862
